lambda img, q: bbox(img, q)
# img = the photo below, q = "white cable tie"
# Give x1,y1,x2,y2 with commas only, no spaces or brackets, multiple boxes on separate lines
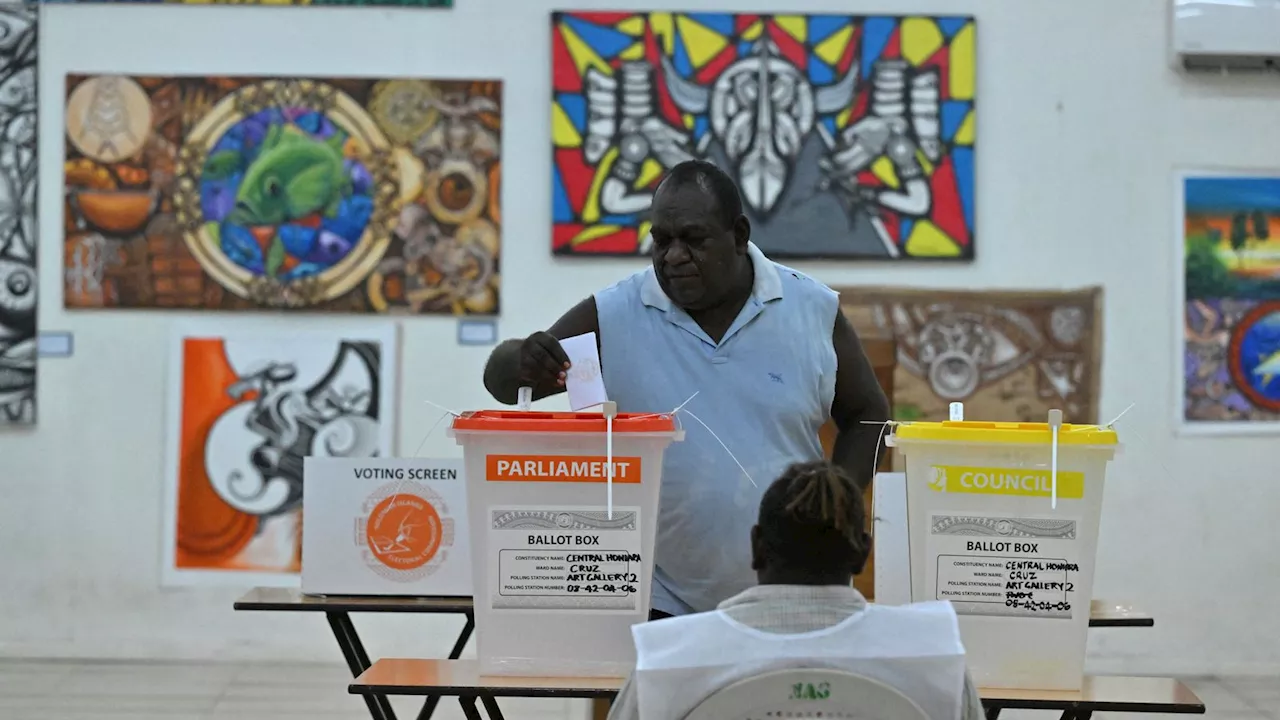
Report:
670,391,699,415
397,401,460,512
412,409,453,457
1103,402,1136,429
869,420,891,487
682,408,756,488
627,392,699,422
603,401,618,520
1048,409,1063,510
421,398,462,418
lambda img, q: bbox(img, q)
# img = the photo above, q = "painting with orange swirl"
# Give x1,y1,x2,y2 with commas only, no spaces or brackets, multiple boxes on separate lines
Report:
162,322,398,586
63,75,501,315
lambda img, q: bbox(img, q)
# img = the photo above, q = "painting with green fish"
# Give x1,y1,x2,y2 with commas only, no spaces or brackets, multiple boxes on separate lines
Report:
63,75,501,315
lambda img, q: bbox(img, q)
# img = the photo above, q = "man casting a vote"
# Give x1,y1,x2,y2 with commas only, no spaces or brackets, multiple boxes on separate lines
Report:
483,160,890,619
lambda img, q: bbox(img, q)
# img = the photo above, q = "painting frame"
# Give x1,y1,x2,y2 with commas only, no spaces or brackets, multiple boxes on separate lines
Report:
1175,168,1280,436
160,320,400,587
0,4,37,426
831,285,1104,426
62,73,502,316
550,11,977,261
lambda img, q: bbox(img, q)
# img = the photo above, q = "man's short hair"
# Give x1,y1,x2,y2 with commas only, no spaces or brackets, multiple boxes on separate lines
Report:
756,461,870,576
654,159,744,230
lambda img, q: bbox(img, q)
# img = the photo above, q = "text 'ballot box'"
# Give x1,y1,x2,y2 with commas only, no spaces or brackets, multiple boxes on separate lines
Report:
888,420,1119,691
450,411,682,677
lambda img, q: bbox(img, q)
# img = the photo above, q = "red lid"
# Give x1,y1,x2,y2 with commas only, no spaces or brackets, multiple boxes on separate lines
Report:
451,410,676,434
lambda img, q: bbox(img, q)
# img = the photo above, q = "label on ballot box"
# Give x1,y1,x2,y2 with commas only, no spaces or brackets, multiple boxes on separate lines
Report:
927,512,1083,620
489,506,642,612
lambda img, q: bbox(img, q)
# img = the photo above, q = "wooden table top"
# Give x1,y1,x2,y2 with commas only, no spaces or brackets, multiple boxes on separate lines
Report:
233,587,472,614
1088,600,1155,627
353,659,621,698
982,675,1204,712
235,588,1153,627
350,660,1204,713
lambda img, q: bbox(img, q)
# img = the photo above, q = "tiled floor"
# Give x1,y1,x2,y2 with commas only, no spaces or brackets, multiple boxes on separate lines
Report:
0,659,580,720
0,658,1274,720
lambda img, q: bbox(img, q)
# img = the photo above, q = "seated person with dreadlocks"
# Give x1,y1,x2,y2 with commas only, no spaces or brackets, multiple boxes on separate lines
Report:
608,461,984,720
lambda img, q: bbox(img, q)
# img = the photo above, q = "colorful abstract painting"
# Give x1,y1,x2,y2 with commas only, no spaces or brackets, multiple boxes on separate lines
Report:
162,323,397,586
0,5,37,425
834,287,1103,425
551,12,976,259
64,75,500,314
45,0,451,7
1180,174,1280,432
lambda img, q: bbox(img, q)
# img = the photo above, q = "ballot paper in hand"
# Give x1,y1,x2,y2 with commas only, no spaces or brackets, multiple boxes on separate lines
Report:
560,332,608,411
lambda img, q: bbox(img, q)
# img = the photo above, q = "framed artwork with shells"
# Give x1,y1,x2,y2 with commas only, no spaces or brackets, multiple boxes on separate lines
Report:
63,75,500,315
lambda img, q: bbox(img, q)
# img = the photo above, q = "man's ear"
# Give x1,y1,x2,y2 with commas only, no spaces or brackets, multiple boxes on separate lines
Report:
750,525,764,571
733,214,751,252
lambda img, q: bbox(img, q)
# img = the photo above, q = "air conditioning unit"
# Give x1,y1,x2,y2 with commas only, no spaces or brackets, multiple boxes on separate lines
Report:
1172,0,1280,72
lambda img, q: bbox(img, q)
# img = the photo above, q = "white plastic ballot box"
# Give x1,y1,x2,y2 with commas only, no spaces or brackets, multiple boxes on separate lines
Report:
887,420,1119,691
301,458,472,597
449,410,683,677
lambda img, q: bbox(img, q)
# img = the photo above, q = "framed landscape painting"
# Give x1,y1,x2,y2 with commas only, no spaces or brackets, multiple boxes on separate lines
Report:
1179,172,1280,434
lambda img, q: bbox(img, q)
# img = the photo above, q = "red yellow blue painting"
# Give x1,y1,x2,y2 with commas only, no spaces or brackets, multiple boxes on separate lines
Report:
550,12,977,259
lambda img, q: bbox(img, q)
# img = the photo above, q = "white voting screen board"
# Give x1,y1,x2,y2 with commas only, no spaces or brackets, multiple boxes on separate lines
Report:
302,457,472,596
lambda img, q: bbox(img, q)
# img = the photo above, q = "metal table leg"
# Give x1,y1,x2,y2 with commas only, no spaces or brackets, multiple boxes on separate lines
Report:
326,611,397,720
414,612,476,720
985,706,1002,720
480,693,507,720
449,612,475,659
460,695,485,720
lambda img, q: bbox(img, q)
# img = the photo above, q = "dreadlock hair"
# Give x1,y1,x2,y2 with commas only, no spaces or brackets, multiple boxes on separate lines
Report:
754,461,870,579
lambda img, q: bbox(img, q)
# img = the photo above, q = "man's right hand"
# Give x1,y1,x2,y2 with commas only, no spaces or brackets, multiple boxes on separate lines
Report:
519,331,571,388
483,297,598,405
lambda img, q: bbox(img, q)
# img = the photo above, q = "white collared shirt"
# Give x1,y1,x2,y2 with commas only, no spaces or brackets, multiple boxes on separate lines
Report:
608,585,985,720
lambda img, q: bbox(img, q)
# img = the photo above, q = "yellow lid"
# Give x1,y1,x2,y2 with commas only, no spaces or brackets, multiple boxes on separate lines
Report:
892,420,1118,446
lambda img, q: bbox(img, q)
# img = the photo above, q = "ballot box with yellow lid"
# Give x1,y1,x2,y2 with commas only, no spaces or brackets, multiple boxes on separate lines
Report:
887,417,1119,691
449,409,682,677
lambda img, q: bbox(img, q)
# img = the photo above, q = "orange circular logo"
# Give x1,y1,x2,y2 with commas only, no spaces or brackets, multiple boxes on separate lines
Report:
364,494,442,570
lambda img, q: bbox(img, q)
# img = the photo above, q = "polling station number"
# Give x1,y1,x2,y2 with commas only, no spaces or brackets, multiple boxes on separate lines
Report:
566,583,639,594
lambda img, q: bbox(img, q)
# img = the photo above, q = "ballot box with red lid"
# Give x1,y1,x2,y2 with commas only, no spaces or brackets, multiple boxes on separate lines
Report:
449,409,683,677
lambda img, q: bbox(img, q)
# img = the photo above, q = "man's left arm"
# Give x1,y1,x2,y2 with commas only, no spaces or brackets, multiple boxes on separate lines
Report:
829,308,892,491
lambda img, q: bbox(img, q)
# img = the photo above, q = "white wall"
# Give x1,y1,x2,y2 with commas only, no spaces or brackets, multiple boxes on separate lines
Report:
3,0,1277,677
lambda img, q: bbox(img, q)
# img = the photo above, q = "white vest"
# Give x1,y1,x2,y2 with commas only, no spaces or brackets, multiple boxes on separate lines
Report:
633,601,967,720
